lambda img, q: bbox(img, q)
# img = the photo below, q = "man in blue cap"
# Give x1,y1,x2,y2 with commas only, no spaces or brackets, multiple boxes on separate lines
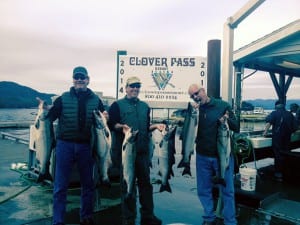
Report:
44,66,107,225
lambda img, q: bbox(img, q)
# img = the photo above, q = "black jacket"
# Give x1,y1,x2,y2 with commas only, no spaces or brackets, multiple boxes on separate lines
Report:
195,97,238,157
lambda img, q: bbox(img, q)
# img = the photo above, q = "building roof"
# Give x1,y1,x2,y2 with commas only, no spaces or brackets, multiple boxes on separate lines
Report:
233,19,300,77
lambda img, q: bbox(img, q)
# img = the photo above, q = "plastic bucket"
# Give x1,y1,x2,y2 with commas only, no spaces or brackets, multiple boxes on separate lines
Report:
239,167,257,191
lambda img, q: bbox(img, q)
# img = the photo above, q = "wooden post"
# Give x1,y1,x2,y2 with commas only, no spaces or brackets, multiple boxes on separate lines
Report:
207,40,221,98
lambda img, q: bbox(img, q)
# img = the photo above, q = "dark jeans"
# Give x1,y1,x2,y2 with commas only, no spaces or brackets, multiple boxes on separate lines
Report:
272,134,291,174
121,152,154,221
52,140,95,225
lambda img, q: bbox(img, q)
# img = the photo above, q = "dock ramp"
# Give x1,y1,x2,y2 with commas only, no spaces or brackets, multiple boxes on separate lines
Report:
258,192,300,224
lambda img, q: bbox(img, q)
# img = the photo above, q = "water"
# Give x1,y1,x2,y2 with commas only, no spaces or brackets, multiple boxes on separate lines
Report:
0,108,37,122
0,108,266,141
0,108,37,140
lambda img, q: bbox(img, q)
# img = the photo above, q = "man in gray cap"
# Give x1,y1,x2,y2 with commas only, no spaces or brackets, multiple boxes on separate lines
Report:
108,76,164,225
44,66,107,225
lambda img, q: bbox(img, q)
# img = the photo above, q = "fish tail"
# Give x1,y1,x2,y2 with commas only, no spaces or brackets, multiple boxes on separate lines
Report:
124,193,136,210
169,169,174,178
212,176,226,187
177,159,186,168
182,166,192,177
37,171,52,183
159,182,172,193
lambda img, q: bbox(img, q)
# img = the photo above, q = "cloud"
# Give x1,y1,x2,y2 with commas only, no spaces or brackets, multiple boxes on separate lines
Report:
0,0,299,100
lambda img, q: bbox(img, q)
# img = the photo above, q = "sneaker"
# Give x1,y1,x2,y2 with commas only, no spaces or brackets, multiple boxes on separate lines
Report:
80,218,94,225
141,215,162,225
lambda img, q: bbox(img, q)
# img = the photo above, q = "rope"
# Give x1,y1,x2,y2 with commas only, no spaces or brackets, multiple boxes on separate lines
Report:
0,163,54,204
0,166,32,204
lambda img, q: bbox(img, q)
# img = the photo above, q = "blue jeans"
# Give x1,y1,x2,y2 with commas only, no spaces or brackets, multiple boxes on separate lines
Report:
52,140,95,225
196,153,237,225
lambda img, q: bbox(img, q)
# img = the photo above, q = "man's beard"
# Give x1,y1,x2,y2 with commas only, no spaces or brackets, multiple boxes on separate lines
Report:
75,87,87,92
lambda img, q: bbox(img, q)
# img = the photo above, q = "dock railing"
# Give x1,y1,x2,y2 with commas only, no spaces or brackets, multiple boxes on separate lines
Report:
0,131,29,145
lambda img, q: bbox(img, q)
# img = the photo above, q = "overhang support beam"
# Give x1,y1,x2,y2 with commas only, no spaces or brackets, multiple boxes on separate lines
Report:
221,0,265,105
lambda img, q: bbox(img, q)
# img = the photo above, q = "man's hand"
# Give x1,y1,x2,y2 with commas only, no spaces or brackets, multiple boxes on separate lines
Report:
149,123,166,132
191,102,199,109
102,111,109,121
263,123,271,137
156,123,166,132
115,123,130,134
36,97,50,110
122,124,130,134
219,110,229,123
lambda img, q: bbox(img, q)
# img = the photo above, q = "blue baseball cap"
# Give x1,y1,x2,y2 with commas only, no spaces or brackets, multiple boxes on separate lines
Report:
73,66,88,77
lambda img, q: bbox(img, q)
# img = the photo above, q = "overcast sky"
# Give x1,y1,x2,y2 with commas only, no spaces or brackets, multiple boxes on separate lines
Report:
0,0,299,100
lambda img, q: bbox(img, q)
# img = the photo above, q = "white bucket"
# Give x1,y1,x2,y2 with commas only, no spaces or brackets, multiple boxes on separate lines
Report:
239,167,257,191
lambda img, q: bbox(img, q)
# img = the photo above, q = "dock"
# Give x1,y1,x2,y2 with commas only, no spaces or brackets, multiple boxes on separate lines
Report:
1,131,300,224
240,114,266,122
0,136,204,225
0,120,33,128
1,131,29,144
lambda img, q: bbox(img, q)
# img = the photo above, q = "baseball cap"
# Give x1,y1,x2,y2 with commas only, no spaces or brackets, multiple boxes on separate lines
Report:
126,76,141,86
275,100,284,109
73,66,88,77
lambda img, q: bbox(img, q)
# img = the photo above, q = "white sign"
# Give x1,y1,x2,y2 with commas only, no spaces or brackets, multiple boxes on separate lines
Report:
117,55,207,106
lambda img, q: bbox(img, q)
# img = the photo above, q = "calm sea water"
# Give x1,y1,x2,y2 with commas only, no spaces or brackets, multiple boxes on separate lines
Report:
0,108,37,140
0,108,266,141
0,108,37,122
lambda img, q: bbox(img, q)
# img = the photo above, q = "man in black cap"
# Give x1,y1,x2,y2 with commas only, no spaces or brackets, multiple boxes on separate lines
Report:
108,76,164,225
44,66,107,225
263,100,297,181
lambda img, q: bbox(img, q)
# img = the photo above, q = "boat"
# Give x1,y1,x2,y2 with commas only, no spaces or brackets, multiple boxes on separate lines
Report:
253,107,265,114
240,108,267,122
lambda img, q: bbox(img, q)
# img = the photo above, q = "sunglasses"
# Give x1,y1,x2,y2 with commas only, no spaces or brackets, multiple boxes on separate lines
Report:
129,83,141,88
73,74,88,80
190,90,200,99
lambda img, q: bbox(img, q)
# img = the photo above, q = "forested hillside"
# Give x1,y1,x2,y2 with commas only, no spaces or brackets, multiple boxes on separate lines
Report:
0,81,55,108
